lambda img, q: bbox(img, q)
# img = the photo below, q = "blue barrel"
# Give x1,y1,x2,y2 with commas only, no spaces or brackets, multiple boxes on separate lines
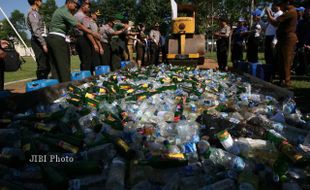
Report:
26,79,59,92
257,64,274,81
71,71,91,81
248,62,259,76
120,61,130,68
237,61,248,72
95,65,110,76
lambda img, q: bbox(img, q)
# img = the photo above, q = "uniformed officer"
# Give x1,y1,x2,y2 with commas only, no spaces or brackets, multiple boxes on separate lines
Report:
149,23,161,65
27,0,50,79
46,0,100,82
74,1,98,72
266,0,298,87
99,18,128,71
214,17,231,71
83,10,104,72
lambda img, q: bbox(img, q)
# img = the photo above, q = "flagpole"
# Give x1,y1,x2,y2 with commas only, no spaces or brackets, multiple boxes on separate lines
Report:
0,6,36,61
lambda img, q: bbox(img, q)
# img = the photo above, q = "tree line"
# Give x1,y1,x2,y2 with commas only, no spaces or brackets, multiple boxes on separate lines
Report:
0,0,308,44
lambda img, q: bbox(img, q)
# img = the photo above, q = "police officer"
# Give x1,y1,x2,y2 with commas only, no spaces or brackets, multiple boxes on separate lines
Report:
214,18,231,71
74,1,98,72
149,23,161,65
99,18,128,70
27,0,50,79
231,18,248,67
83,10,104,72
46,0,100,82
246,10,263,63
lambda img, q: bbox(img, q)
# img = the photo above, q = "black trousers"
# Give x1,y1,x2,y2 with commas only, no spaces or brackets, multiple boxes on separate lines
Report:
264,35,275,65
76,35,92,71
295,47,310,75
247,37,260,63
101,42,111,66
217,50,228,71
0,61,3,90
46,35,71,83
150,42,159,65
31,37,50,79
231,43,244,65
91,45,100,74
217,39,229,71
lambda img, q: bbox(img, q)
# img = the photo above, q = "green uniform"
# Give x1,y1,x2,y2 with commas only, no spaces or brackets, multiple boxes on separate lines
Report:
47,6,78,82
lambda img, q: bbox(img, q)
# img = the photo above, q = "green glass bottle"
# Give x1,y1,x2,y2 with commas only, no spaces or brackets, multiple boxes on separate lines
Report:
44,133,84,147
174,97,184,122
67,84,83,94
265,130,287,146
38,136,79,153
52,160,102,176
102,132,136,159
30,139,69,189
138,153,188,169
67,94,83,107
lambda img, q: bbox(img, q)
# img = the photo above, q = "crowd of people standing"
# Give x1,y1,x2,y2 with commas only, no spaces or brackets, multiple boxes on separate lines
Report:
215,0,310,88
26,0,164,84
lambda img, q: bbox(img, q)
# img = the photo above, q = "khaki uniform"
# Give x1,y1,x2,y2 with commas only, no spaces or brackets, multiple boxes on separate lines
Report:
275,6,298,86
47,6,78,82
99,24,115,68
27,7,50,79
149,29,161,65
216,25,231,71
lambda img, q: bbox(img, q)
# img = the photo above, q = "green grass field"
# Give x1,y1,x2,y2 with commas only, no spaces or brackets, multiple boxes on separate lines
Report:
4,56,81,83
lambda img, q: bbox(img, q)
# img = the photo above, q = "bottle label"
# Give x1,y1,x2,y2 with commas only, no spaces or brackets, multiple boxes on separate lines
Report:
166,153,185,160
216,130,234,150
36,113,50,119
98,87,107,94
23,143,31,152
280,141,303,162
137,95,147,101
85,93,96,99
127,88,135,93
35,123,52,132
116,139,130,152
58,140,79,153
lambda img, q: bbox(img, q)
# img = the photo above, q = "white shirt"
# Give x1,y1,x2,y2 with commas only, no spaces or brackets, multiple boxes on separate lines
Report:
265,10,283,36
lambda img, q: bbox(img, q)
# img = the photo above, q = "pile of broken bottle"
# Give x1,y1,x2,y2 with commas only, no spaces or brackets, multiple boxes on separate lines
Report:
1,64,310,190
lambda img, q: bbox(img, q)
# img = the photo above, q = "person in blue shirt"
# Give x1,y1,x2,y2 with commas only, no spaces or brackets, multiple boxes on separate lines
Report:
231,17,248,67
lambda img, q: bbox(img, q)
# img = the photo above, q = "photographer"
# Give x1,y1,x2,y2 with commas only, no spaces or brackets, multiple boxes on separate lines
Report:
0,40,9,90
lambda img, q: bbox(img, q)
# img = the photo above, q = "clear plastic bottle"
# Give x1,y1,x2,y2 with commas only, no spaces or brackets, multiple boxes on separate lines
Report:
80,143,116,161
304,132,310,146
207,147,245,171
198,178,236,190
283,98,296,115
69,172,107,190
105,157,126,190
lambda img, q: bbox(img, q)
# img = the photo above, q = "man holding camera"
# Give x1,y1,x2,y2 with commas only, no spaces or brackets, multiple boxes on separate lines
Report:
0,40,9,90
